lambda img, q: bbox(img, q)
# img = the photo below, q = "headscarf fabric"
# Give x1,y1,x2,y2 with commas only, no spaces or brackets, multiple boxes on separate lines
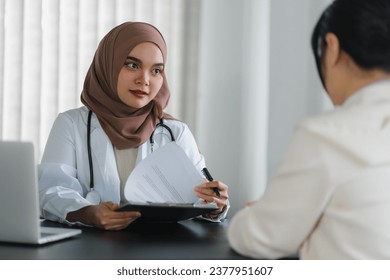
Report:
81,22,171,149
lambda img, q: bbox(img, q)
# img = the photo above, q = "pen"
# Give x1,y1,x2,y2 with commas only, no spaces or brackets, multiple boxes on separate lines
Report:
201,167,221,198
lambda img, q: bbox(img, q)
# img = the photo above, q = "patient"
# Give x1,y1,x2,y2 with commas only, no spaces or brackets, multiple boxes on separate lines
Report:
228,0,390,259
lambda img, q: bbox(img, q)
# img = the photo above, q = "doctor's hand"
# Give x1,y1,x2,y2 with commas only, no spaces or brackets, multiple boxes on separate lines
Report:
194,180,229,212
66,202,141,230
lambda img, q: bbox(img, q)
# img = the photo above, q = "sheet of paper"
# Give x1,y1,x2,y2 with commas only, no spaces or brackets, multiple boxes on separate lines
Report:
124,142,204,204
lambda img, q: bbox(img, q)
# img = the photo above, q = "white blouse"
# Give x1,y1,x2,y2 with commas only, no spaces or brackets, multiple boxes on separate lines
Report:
228,80,390,259
114,147,138,203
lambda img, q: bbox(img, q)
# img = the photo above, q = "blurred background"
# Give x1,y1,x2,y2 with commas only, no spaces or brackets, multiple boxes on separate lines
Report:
0,0,333,216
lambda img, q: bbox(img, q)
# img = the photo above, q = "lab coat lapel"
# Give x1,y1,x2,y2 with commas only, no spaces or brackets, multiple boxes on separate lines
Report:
89,119,120,202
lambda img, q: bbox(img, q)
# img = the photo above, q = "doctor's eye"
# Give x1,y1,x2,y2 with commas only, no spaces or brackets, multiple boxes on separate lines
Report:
125,62,139,70
151,67,163,76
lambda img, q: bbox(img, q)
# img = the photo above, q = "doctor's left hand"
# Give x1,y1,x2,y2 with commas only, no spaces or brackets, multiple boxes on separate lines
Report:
194,180,229,212
67,202,141,230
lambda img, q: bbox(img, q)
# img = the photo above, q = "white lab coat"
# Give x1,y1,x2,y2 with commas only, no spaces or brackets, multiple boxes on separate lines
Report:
228,80,390,259
38,106,225,224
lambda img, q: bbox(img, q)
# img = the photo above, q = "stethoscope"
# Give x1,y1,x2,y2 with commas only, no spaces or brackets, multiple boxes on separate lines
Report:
85,110,175,204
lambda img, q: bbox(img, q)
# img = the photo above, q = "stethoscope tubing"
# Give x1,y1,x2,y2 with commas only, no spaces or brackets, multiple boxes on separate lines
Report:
87,110,94,191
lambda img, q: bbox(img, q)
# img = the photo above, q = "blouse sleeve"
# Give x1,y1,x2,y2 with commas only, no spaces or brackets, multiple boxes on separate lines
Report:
227,125,335,259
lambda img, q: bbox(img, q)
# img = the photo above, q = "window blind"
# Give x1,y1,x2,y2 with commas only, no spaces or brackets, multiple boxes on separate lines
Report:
0,0,200,159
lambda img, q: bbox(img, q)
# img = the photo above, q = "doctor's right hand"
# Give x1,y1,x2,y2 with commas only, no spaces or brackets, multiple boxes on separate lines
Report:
66,201,141,230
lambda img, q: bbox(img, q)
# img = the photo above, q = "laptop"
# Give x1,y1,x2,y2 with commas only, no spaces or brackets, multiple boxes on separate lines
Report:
0,141,81,244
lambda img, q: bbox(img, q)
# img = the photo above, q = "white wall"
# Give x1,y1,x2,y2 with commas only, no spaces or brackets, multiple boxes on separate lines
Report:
197,0,270,216
267,0,333,177
197,0,333,216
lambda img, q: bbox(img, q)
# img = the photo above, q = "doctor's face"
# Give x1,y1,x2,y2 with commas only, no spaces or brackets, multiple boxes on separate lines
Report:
117,42,164,108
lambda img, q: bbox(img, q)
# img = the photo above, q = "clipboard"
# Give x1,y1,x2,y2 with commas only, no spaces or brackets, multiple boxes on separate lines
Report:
117,202,219,222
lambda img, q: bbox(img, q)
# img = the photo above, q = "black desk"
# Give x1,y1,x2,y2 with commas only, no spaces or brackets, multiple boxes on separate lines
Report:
0,219,248,260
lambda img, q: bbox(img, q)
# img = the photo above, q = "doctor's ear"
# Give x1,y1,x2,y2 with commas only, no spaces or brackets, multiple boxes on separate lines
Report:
324,33,341,67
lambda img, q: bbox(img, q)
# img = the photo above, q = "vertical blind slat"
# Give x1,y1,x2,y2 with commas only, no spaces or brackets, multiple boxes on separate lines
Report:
78,0,97,100
116,0,135,25
3,0,24,140
58,0,79,113
21,0,42,144
40,0,60,155
137,0,154,23
0,0,5,138
97,0,116,41
167,0,184,119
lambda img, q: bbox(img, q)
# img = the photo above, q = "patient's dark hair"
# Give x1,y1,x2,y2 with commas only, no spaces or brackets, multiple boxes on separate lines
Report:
311,0,390,85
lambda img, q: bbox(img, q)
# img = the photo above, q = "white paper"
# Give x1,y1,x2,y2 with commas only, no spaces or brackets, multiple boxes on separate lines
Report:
124,142,204,204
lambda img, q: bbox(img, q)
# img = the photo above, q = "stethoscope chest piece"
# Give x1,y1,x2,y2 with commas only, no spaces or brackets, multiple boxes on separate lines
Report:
86,189,101,204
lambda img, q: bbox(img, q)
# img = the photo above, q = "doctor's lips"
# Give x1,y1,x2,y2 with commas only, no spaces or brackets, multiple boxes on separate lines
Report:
129,89,148,97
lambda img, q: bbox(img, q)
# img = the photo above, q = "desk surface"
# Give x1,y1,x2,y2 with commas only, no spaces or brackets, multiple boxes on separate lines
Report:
0,219,248,260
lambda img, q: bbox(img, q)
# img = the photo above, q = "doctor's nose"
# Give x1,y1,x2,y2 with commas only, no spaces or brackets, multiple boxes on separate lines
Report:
135,72,150,86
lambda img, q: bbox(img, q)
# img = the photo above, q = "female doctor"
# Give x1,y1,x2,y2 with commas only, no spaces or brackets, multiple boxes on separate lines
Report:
38,22,229,230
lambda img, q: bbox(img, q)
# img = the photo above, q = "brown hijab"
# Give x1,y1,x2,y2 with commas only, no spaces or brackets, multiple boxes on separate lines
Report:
81,22,172,149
